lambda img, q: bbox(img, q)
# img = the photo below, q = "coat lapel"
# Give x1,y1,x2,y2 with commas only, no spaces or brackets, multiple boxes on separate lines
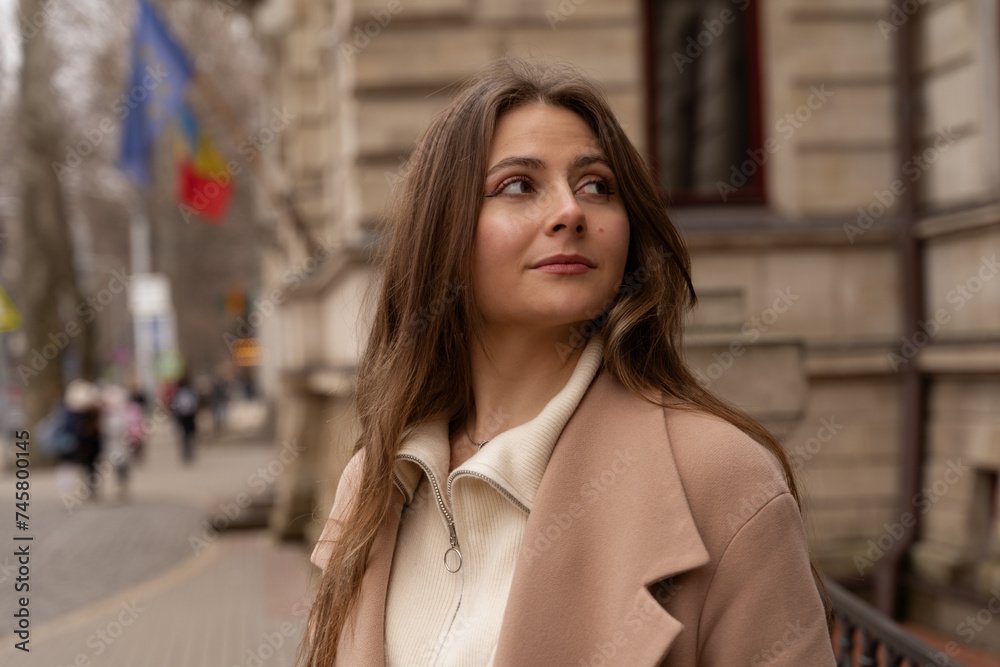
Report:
334,369,711,666
492,370,710,666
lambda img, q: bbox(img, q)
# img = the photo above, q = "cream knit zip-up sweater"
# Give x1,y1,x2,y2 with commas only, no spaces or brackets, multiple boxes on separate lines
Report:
383,334,603,666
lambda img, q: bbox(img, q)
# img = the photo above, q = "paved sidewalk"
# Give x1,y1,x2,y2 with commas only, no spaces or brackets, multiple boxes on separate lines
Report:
0,410,320,666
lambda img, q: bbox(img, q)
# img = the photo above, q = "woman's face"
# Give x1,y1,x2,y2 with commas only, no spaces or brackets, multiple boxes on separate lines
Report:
472,103,630,337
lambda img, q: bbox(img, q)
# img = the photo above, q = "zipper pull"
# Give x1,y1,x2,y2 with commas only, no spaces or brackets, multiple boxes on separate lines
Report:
444,523,462,573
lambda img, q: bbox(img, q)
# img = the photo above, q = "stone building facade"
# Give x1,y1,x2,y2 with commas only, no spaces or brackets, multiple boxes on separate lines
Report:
252,0,1000,652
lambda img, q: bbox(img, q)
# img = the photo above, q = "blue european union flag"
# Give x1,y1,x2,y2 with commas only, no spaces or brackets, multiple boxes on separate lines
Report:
117,0,194,186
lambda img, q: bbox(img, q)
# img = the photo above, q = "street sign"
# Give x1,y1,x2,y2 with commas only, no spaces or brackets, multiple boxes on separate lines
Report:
0,284,21,332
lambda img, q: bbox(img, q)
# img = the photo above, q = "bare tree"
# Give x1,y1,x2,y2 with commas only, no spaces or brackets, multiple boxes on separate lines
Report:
9,0,266,428
16,0,97,428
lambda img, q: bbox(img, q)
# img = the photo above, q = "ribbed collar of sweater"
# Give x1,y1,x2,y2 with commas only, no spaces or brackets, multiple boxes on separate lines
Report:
392,333,604,514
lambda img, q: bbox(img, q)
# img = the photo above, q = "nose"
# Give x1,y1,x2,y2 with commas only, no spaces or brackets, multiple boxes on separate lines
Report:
544,185,587,236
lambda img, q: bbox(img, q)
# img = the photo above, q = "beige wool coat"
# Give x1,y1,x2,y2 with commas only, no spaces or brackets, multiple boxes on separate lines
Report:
311,368,837,666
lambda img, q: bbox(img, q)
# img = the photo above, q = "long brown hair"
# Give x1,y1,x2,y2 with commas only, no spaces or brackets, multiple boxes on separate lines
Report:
295,55,822,665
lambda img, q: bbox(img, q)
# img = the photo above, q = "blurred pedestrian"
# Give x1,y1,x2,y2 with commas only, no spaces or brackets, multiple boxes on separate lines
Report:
100,385,132,503
124,389,147,464
127,376,148,410
171,373,199,464
65,379,102,502
239,368,256,400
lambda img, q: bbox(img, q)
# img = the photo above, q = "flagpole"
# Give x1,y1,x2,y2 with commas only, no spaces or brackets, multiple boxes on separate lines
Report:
126,186,157,402
128,188,152,275
192,71,320,256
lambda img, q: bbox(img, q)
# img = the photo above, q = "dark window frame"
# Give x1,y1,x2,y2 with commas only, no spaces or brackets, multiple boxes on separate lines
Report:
642,0,768,207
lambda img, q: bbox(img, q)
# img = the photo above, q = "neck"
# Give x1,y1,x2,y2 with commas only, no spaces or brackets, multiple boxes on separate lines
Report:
464,324,590,441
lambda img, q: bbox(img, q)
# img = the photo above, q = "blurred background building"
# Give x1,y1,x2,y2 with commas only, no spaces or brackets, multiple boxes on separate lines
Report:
251,0,1000,656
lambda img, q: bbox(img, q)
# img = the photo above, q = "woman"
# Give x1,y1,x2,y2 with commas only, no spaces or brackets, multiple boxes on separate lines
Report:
297,56,835,666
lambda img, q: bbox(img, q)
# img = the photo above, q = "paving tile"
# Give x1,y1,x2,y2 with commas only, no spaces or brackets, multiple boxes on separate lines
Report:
0,419,318,666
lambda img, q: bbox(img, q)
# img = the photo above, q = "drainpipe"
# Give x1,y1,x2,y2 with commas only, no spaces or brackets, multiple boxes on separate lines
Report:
875,5,926,617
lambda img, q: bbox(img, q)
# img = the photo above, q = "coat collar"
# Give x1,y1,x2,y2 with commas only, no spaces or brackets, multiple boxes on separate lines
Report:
335,368,710,666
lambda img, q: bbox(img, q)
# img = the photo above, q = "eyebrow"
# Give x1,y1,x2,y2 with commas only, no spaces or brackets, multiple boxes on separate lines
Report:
484,152,611,178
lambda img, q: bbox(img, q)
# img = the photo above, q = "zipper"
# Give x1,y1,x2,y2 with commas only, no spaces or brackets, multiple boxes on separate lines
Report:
393,455,531,573
395,453,463,573
448,469,530,515
394,456,468,663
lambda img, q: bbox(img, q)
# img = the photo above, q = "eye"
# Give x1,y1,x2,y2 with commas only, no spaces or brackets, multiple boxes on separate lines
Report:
579,178,615,196
488,177,534,197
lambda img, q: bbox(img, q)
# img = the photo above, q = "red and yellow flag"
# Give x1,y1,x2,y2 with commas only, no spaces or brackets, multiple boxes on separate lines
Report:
175,103,233,223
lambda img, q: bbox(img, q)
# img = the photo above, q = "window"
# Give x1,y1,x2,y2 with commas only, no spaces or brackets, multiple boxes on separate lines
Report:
646,0,765,204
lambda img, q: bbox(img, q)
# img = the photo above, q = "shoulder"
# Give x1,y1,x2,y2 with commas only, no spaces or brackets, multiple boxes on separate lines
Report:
582,371,789,499
583,371,792,529
309,447,367,572
661,405,794,550
662,406,787,493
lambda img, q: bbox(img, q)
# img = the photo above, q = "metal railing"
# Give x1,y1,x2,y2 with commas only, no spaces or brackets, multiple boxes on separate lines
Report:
824,578,968,667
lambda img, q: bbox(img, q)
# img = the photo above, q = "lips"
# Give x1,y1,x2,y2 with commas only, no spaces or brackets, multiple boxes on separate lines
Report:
531,254,595,269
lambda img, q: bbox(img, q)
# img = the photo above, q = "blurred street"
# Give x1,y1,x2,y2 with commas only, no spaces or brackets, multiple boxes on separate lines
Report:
0,402,316,667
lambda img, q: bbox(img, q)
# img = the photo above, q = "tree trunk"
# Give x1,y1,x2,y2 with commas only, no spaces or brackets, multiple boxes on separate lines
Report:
17,0,95,428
